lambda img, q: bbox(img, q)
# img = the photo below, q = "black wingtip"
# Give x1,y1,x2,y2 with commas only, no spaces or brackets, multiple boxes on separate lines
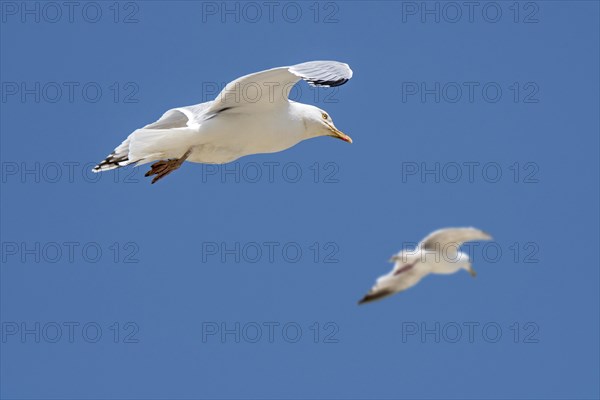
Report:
307,78,349,88
357,289,396,305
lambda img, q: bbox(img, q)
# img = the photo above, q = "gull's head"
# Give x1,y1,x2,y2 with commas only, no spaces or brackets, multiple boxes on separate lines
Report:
301,105,352,143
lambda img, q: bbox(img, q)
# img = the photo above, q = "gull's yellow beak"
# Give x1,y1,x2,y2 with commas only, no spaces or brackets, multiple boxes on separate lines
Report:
327,123,352,143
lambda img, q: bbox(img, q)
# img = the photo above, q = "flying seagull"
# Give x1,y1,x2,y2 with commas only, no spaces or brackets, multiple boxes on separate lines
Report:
93,61,353,183
358,227,493,305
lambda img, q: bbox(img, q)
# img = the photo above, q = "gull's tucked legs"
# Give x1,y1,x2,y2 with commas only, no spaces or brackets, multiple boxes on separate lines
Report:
145,148,193,184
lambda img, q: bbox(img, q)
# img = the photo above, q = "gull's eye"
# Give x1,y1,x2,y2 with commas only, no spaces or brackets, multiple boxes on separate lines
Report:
321,113,329,120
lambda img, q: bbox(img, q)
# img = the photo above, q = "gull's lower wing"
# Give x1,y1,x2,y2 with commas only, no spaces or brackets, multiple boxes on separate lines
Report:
358,266,424,305
205,61,352,113
140,102,214,130
358,287,396,305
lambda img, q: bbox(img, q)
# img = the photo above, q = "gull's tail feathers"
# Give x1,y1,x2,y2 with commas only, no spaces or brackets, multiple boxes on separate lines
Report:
93,108,197,173
93,126,198,173
93,137,134,172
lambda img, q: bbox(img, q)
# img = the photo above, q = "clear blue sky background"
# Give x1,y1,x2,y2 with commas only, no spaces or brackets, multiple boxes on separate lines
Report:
1,1,599,399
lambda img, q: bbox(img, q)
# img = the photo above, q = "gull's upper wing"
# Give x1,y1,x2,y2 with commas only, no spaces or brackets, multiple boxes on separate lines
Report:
419,227,493,251
124,62,352,132
207,61,352,112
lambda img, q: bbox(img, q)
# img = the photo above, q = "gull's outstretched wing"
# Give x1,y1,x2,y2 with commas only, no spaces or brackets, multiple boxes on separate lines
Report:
419,227,493,251
207,61,352,112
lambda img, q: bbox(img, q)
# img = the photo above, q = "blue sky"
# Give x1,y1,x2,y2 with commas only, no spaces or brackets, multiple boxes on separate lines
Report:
1,1,599,399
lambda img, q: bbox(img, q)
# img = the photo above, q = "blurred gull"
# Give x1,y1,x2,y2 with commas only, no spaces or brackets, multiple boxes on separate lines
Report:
93,61,353,183
358,227,493,305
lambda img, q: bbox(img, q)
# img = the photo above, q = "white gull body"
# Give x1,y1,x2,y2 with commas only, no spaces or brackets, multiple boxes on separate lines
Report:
93,61,353,183
359,227,493,304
